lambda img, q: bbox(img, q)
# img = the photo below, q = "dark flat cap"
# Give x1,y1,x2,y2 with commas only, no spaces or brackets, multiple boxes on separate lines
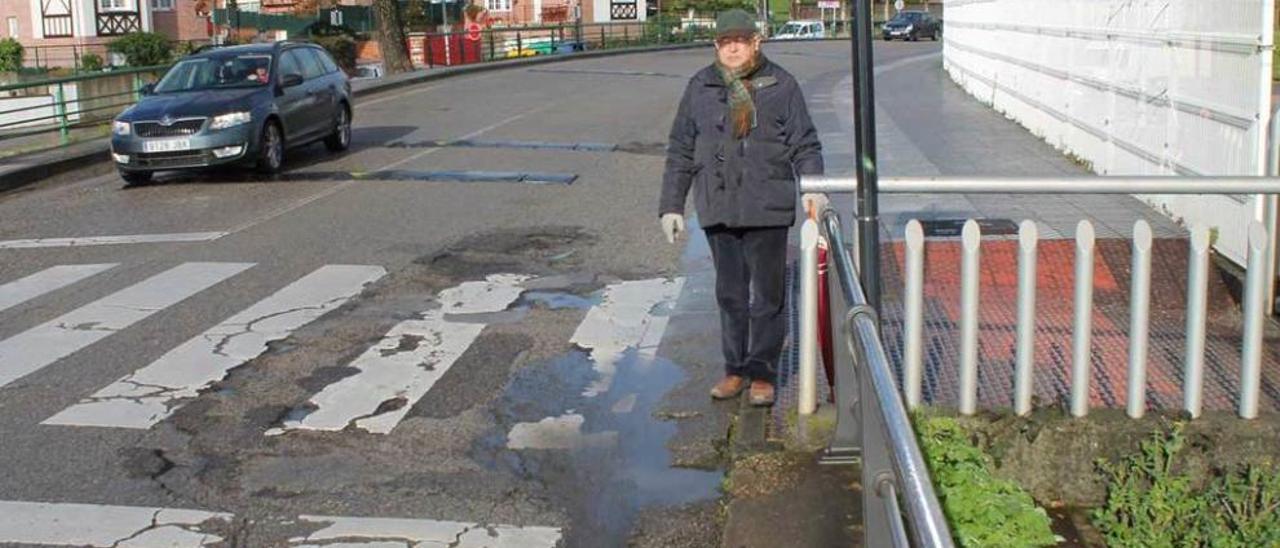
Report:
716,9,759,38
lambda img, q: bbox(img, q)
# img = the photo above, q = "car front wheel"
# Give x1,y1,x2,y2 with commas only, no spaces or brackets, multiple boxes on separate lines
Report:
324,105,351,153
256,121,284,175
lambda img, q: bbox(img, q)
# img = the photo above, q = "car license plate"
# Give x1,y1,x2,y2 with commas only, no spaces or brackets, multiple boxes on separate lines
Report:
143,139,191,153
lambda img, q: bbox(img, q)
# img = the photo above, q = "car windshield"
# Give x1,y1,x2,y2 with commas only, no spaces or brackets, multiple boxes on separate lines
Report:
153,54,274,93
891,12,922,23
779,22,805,34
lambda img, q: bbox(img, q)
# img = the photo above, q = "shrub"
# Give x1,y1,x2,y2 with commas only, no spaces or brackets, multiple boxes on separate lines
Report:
916,414,1059,548
173,40,200,59
107,32,173,67
1093,424,1280,547
0,38,23,73
311,34,357,74
80,52,104,71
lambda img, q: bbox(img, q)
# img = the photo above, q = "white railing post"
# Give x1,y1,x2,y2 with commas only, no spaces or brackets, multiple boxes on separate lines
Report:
1014,220,1038,416
904,220,925,409
799,217,820,416
1127,220,1153,419
1071,221,1096,418
959,220,981,415
1240,222,1269,419
1184,225,1211,419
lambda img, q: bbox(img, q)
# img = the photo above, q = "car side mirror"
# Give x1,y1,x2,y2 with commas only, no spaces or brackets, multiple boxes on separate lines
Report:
281,73,304,88
139,83,155,96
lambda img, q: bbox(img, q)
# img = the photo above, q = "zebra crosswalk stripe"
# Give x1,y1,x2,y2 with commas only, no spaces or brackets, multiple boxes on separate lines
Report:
44,264,386,429
0,500,562,547
0,262,254,390
0,264,117,314
271,273,526,435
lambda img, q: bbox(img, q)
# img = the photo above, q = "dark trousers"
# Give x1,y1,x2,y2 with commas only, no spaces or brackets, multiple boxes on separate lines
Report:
705,225,789,383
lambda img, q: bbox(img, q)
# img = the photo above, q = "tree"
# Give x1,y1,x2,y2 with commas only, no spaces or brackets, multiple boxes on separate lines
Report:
0,38,22,73
372,0,413,74
107,32,173,67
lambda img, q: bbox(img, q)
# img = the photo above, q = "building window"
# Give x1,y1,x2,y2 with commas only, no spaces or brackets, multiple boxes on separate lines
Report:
486,0,511,12
151,0,174,10
6,17,17,38
99,0,130,11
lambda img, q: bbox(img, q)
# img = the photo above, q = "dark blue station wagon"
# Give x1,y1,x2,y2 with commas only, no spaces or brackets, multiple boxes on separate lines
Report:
111,42,353,185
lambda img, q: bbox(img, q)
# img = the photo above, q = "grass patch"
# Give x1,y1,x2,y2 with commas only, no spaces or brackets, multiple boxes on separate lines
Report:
1092,423,1280,547
915,413,1059,547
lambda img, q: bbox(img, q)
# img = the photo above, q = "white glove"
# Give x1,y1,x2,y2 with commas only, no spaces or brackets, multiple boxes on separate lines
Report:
802,193,829,216
660,213,685,244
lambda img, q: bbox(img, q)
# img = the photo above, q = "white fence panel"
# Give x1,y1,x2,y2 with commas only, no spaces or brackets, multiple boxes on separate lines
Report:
943,0,1275,265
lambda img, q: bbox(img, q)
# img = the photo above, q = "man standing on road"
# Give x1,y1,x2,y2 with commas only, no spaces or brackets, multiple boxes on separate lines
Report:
659,9,825,407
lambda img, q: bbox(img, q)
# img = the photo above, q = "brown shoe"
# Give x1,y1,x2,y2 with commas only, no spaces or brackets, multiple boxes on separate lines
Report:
749,381,775,407
710,375,747,400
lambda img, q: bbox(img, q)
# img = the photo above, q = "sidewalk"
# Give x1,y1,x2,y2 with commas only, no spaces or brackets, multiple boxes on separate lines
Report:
717,47,1280,547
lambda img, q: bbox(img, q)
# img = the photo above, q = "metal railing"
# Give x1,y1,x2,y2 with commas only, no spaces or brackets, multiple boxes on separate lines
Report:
802,174,1280,420
812,206,953,547
0,65,169,153
409,20,713,69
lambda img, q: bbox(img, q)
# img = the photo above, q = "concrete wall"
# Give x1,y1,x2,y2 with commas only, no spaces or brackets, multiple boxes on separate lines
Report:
942,0,1276,266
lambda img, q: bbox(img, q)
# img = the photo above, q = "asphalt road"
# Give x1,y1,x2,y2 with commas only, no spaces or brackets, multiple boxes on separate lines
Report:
0,41,946,547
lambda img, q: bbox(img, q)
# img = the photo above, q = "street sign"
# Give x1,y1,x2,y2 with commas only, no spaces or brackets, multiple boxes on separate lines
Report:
466,22,482,41
894,0,904,11
818,1,839,9
329,9,343,27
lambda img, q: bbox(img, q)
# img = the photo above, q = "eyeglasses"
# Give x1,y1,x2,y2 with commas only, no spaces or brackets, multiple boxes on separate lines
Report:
715,35,756,46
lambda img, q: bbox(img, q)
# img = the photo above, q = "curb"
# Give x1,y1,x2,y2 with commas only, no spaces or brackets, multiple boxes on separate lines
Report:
0,41,711,193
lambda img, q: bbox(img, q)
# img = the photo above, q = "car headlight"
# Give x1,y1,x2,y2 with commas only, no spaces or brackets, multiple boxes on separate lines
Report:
210,111,253,130
112,120,130,136
905,24,914,32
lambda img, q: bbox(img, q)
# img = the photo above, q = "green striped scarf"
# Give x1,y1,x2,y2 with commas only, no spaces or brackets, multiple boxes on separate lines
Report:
715,53,763,139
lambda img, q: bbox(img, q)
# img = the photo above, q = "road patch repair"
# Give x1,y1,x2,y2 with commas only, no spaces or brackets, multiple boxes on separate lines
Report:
268,170,579,185
387,139,618,152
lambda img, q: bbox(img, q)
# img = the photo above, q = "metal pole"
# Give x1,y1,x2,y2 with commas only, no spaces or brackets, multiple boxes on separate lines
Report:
1184,225,1210,419
1127,220,1152,419
851,0,880,310
1240,222,1269,419
1014,220,1037,416
903,219,924,409
958,220,980,415
54,83,69,145
1071,220,1095,418
800,174,1280,195
799,217,820,415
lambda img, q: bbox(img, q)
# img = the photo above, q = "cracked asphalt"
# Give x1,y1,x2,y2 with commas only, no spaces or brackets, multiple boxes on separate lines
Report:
0,41,944,546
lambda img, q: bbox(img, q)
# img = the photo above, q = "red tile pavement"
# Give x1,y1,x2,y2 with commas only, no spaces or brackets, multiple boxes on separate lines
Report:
877,237,1280,414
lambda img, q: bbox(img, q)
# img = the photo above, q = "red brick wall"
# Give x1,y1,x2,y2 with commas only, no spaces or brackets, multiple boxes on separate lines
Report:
152,0,211,41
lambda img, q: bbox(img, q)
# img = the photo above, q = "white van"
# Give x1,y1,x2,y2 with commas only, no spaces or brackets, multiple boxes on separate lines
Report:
773,20,826,40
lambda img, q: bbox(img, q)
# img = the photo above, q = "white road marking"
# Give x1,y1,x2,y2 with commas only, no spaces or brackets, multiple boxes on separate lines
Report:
270,273,526,435
45,265,386,429
0,500,230,546
506,413,618,450
0,264,117,313
290,514,561,547
0,262,252,389
571,277,684,397
0,232,228,249
0,500,561,547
